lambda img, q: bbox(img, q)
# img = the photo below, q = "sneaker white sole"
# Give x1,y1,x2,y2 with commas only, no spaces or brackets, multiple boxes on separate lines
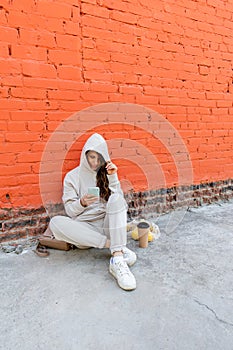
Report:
109,265,136,291
125,258,137,267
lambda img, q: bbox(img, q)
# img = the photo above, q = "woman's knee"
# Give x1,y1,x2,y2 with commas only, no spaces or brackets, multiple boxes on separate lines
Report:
106,192,128,214
49,215,68,233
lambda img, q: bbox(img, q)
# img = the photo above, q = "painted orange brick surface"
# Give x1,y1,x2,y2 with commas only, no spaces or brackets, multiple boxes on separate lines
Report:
0,0,233,210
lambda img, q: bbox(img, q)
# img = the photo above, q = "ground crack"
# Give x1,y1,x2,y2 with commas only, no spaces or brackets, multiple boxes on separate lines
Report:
193,298,233,327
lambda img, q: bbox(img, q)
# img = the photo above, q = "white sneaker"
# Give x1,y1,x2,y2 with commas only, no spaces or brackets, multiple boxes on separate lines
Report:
109,256,136,291
122,247,137,267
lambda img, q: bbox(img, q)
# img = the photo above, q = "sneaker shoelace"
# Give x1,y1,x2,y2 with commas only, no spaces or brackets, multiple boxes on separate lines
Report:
114,260,131,277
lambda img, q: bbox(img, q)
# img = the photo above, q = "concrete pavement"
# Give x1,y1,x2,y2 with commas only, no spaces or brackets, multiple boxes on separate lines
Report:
1,198,233,350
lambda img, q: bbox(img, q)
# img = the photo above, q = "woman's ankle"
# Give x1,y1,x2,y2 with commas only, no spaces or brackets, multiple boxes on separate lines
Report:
112,251,123,257
104,239,110,248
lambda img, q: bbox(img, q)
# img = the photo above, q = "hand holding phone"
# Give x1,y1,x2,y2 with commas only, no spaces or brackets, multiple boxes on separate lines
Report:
80,187,100,207
88,187,100,197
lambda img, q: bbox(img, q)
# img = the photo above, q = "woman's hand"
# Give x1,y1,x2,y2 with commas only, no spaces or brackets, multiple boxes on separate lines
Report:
105,161,118,175
80,194,99,207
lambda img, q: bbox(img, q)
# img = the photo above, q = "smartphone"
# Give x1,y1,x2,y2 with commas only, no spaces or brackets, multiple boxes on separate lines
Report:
88,187,100,197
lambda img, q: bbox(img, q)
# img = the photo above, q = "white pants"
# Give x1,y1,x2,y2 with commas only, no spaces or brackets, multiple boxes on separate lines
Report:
49,193,128,254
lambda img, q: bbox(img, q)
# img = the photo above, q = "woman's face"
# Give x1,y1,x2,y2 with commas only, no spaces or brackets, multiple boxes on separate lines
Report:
86,151,102,171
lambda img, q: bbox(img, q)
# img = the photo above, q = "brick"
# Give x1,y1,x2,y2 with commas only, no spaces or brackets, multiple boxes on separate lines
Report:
206,92,225,100
12,45,47,61
57,80,88,91
110,10,137,24
30,141,48,152
82,14,107,29
212,129,228,138
11,87,46,99
110,52,137,65
0,8,7,25
0,164,32,176
11,0,37,12
84,69,112,81
48,49,80,65
0,59,21,74
82,38,95,49
5,132,41,142
55,34,79,49
207,0,226,8
17,174,42,185
10,111,45,121
7,121,26,131
7,11,31,28
101,0,129,12
0,42,9,57
23,77,58,89
0,151,16,164
1,76,23,87
0,175,18,187
0,111,10,120
20,30,57,48
103,131,130,140
84,25,130,43
81,3,110,18
89,82,117,93
1,141,31,153
0,99,27,110
17,152,42,163
0,86,10,98
119,85,142,94
27,122,45,132
216,100,232,108
57,65,81,80
159,97,181,105
199,100,217,108
83,48,110,62
80,91,107,102
22,62,57,78
198,65,209,75
43,17,65,33
59,100,89,112
64,21,80,35
48,90,80,100
83,59,107,70
37,2,72,19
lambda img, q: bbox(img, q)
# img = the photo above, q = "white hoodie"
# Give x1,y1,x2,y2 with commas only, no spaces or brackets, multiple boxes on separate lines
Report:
62,133,124,221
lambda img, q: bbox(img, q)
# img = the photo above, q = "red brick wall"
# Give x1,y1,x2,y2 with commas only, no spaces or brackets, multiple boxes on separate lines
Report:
1,0,233,213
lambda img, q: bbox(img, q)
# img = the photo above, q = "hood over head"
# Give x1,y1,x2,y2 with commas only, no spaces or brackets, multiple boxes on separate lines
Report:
80,133,110,173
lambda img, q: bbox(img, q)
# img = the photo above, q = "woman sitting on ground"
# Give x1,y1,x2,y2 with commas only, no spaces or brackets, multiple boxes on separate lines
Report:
47,132,137,291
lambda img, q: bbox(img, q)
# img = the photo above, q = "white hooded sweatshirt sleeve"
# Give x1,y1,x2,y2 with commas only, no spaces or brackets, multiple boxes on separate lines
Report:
62,133,124,220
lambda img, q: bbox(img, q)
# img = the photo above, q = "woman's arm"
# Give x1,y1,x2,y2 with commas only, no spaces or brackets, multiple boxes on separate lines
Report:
106,161,123,195
107,173,122,194
62,173,86,218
